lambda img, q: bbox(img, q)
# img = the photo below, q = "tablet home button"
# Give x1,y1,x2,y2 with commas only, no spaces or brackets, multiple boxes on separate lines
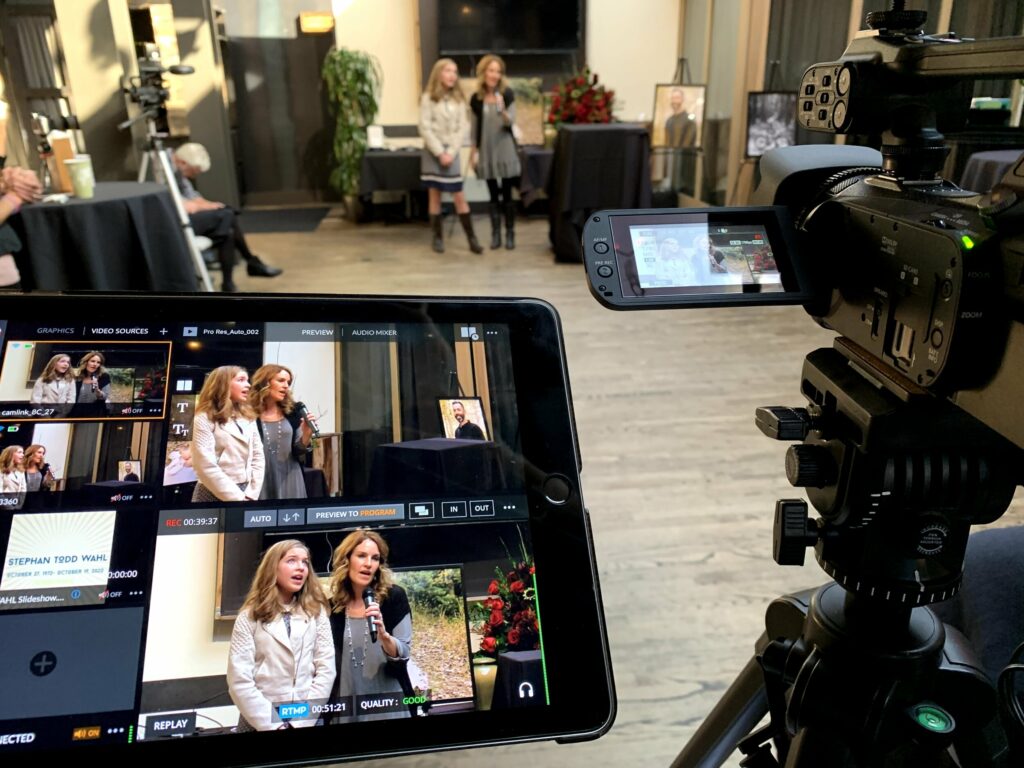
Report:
542,475,572,505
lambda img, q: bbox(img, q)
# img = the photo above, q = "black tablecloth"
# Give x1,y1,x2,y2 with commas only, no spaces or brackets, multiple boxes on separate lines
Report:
547,124,651,262
518,146,554,207
492,650,544,709
369,437,508,497
959,148,1024,192
9,182,196,291
359,150,422,195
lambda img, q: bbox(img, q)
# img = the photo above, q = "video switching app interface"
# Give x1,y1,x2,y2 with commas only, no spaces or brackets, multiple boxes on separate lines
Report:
0,319,548,753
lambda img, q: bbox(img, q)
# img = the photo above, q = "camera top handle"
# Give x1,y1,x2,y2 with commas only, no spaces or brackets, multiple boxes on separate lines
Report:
799,8,1024,180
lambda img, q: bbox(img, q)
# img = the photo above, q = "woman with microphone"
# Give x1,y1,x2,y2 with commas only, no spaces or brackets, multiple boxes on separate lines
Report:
190,365,264,502
74,350,111,416
328,529,413,722
250,364,316,501
23,444,55,492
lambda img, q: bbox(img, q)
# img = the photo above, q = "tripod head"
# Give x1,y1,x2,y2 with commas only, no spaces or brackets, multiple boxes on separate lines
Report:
118,44,193,139
760,339,1022,608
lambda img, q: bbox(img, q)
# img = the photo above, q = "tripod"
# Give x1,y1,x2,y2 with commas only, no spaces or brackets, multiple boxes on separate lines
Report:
119,110,213,292
674,339,1022,767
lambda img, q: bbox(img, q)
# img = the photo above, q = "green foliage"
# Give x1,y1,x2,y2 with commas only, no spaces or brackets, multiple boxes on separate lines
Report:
321,48,383,196
507,76,543,105
396,568,465,619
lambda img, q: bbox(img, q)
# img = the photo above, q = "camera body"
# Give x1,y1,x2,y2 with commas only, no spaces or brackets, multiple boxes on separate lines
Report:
761,147,1016,394
122,44,193,117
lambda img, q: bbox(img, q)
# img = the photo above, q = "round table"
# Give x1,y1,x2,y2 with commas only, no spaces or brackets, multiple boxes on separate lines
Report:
958,148,1024,193
9,181,197,291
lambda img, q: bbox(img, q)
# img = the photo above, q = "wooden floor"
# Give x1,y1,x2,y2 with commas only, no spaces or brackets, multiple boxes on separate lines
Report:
239,213,1023,768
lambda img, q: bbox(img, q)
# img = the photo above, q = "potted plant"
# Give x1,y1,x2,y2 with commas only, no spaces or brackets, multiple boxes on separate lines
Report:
321,47,383,215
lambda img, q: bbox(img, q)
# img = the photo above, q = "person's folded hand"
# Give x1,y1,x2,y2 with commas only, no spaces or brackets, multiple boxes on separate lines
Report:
2,167,42,203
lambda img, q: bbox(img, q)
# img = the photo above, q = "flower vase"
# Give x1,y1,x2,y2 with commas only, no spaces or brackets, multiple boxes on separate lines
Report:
472,657,497,710
543,124,558,150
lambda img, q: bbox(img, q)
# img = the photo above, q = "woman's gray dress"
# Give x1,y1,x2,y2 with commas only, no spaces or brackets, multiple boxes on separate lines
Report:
259,418,306,500
476,102,521,180
337,615,413,721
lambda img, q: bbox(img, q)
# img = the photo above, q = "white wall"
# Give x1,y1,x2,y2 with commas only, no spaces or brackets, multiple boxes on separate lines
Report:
328,1,684,126
261,340,338,434
332,0,422,125
31,423,72,482
0,343,32,401
142,533,226,681
587,0,682,121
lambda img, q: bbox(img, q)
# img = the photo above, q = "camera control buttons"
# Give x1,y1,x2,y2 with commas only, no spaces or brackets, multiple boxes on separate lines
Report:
837,67,851,95
832,101,847,128
930,328,944,348
596,265,613,278
593,241,609,254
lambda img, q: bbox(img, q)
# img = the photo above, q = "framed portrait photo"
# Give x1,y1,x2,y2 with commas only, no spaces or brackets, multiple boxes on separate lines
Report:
118,460,141,481
746,91,798,158
651,84,706,149
438,396,490,441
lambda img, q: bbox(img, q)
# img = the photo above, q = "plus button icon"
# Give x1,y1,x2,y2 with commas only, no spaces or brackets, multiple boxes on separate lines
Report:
30,650,57,677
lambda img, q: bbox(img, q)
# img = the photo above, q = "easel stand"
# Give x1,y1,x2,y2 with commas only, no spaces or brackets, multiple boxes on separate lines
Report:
121,113,213,292
673,341,1021,767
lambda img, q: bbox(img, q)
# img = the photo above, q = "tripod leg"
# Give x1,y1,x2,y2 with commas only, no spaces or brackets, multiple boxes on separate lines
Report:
672,655,769,768
137,151,149,183
152,148,213,291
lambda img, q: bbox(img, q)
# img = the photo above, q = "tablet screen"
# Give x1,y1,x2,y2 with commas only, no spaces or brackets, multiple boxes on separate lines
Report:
0,296,612,763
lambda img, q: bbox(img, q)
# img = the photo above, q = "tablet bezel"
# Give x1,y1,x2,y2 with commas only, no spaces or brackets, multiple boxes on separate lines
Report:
0,292,615,765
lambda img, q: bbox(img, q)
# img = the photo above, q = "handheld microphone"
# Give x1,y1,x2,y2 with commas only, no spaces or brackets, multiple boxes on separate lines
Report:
295,401,320,439
362,586,378,643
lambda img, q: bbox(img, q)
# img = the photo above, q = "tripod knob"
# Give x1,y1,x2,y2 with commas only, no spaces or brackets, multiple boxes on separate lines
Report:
786,444,838,488
773,499,819,566
755,406,813,441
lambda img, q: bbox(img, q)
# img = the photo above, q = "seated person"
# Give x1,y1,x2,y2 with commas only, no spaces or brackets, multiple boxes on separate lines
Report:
171,143,282,292
0,79,42,289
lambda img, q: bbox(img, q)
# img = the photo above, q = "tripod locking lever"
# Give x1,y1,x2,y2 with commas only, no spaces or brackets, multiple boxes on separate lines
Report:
755,407,813,441
773,499,818,566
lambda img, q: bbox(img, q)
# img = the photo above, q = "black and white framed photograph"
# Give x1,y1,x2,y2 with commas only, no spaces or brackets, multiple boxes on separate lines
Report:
745,91,797,158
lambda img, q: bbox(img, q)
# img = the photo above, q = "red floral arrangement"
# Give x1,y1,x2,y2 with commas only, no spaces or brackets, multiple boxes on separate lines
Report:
476,555,539,657
548,68,614,126
136,368,166,400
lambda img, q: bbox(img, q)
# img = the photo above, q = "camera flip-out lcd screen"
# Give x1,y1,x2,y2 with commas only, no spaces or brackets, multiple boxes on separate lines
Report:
0,294,613,766
584,207,811,309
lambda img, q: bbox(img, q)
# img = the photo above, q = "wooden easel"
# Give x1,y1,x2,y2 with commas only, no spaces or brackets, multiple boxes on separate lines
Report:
730,60,781,205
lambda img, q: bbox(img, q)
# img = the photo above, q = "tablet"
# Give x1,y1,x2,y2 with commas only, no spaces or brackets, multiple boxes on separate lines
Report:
0,293,614,765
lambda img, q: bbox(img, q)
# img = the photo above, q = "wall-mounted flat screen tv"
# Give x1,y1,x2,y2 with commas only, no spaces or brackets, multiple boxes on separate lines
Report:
438,0,581,54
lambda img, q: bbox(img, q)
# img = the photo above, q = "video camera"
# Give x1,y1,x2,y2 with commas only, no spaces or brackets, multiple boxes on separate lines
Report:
587,6,1024,765
586,8,1024,450
120,43,193,126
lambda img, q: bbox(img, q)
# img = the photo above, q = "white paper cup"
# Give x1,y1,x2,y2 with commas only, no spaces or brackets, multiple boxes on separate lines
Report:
64,155,95,199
